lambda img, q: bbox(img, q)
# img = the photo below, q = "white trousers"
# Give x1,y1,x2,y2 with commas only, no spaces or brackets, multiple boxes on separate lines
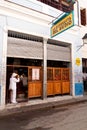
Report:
11,89,17,103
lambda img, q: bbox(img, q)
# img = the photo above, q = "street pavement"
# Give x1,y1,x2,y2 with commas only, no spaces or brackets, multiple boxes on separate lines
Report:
0,97,87,130
0,94,87,116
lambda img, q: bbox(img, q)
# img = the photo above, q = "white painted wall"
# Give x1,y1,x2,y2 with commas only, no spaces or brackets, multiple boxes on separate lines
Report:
78,0,87,58
0,0,85,107
0,15,7,108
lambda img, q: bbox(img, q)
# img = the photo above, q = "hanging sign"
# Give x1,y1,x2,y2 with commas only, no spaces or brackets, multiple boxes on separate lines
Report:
51,11,74,37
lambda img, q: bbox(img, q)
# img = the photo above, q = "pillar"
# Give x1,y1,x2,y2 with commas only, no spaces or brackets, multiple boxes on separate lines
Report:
42,37,48,99
0,15,7,108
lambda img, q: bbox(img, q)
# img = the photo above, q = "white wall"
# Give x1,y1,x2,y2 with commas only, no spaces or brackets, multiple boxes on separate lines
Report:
0,15,7,107
0,0,85,108
79,0,87,59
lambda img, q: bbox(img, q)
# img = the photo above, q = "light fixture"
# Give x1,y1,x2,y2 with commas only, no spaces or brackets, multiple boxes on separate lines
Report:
76,34,87,51
82,33,87,44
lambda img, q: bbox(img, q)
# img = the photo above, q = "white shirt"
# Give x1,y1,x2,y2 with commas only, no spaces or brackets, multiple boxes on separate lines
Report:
9,77,20,90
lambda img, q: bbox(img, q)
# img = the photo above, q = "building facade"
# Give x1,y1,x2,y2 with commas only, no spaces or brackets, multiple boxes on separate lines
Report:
79,0,87,94
0,0,85,109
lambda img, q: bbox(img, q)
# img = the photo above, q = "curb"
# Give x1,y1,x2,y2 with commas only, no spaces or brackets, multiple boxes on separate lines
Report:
0,97,87,117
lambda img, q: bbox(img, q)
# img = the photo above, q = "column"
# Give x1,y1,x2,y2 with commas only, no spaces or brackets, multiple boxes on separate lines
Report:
42,37,48,99
0,15,7,108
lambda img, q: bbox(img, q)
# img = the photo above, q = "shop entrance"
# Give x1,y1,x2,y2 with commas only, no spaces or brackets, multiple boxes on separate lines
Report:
6,65,42,103
6,65,28,103
6,66,70,103
6,58,43,104
6,58,70,104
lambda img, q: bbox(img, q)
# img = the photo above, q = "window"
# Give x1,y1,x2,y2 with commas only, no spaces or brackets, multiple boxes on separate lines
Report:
80,8,86,26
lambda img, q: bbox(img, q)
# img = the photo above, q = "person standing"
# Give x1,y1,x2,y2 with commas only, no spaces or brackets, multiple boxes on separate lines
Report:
21,74,28,97
9,73,20,104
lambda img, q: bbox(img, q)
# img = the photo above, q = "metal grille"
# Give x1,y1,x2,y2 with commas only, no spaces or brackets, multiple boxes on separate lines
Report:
8,30,43,42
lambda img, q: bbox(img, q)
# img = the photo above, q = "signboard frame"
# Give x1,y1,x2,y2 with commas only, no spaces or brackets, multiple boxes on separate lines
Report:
51,11,74,38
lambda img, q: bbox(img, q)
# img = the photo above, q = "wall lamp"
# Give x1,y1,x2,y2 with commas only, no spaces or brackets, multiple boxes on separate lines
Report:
77,34,87,51
82,33,87,45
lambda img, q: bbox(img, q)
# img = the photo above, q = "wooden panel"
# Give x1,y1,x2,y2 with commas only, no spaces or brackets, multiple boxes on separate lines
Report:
47,82,54,96
47,67,54,96
62,81,70,94
80,8,86,26
53,68,61,81
54,81,62,94
28,82,42,98
28,83,35,97
28,66,42,98
35,82,42,96
62,68,70,81
47,67,53,80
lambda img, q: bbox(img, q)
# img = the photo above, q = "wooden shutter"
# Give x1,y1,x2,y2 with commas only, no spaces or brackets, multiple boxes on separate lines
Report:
80,8,86,26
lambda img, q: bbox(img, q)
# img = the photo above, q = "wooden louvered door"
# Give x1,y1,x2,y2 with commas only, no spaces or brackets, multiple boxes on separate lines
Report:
47,67,70,96
61,68,70,94
80,8,86,26
47,67,54,96
28,66,42,98
53,68,62,95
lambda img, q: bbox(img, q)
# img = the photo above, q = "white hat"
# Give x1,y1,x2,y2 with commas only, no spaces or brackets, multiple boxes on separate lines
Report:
12,73,18,77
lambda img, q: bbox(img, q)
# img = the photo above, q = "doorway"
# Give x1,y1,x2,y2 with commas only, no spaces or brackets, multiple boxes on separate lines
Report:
82,58,87,94
6,57,42,103
6,65,28,103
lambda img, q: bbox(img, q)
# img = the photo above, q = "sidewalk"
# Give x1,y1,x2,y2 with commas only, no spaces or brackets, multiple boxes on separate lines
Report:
0,94,87,116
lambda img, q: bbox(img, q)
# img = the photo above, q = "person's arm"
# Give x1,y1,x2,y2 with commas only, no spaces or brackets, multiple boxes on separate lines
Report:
13,77,20,82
